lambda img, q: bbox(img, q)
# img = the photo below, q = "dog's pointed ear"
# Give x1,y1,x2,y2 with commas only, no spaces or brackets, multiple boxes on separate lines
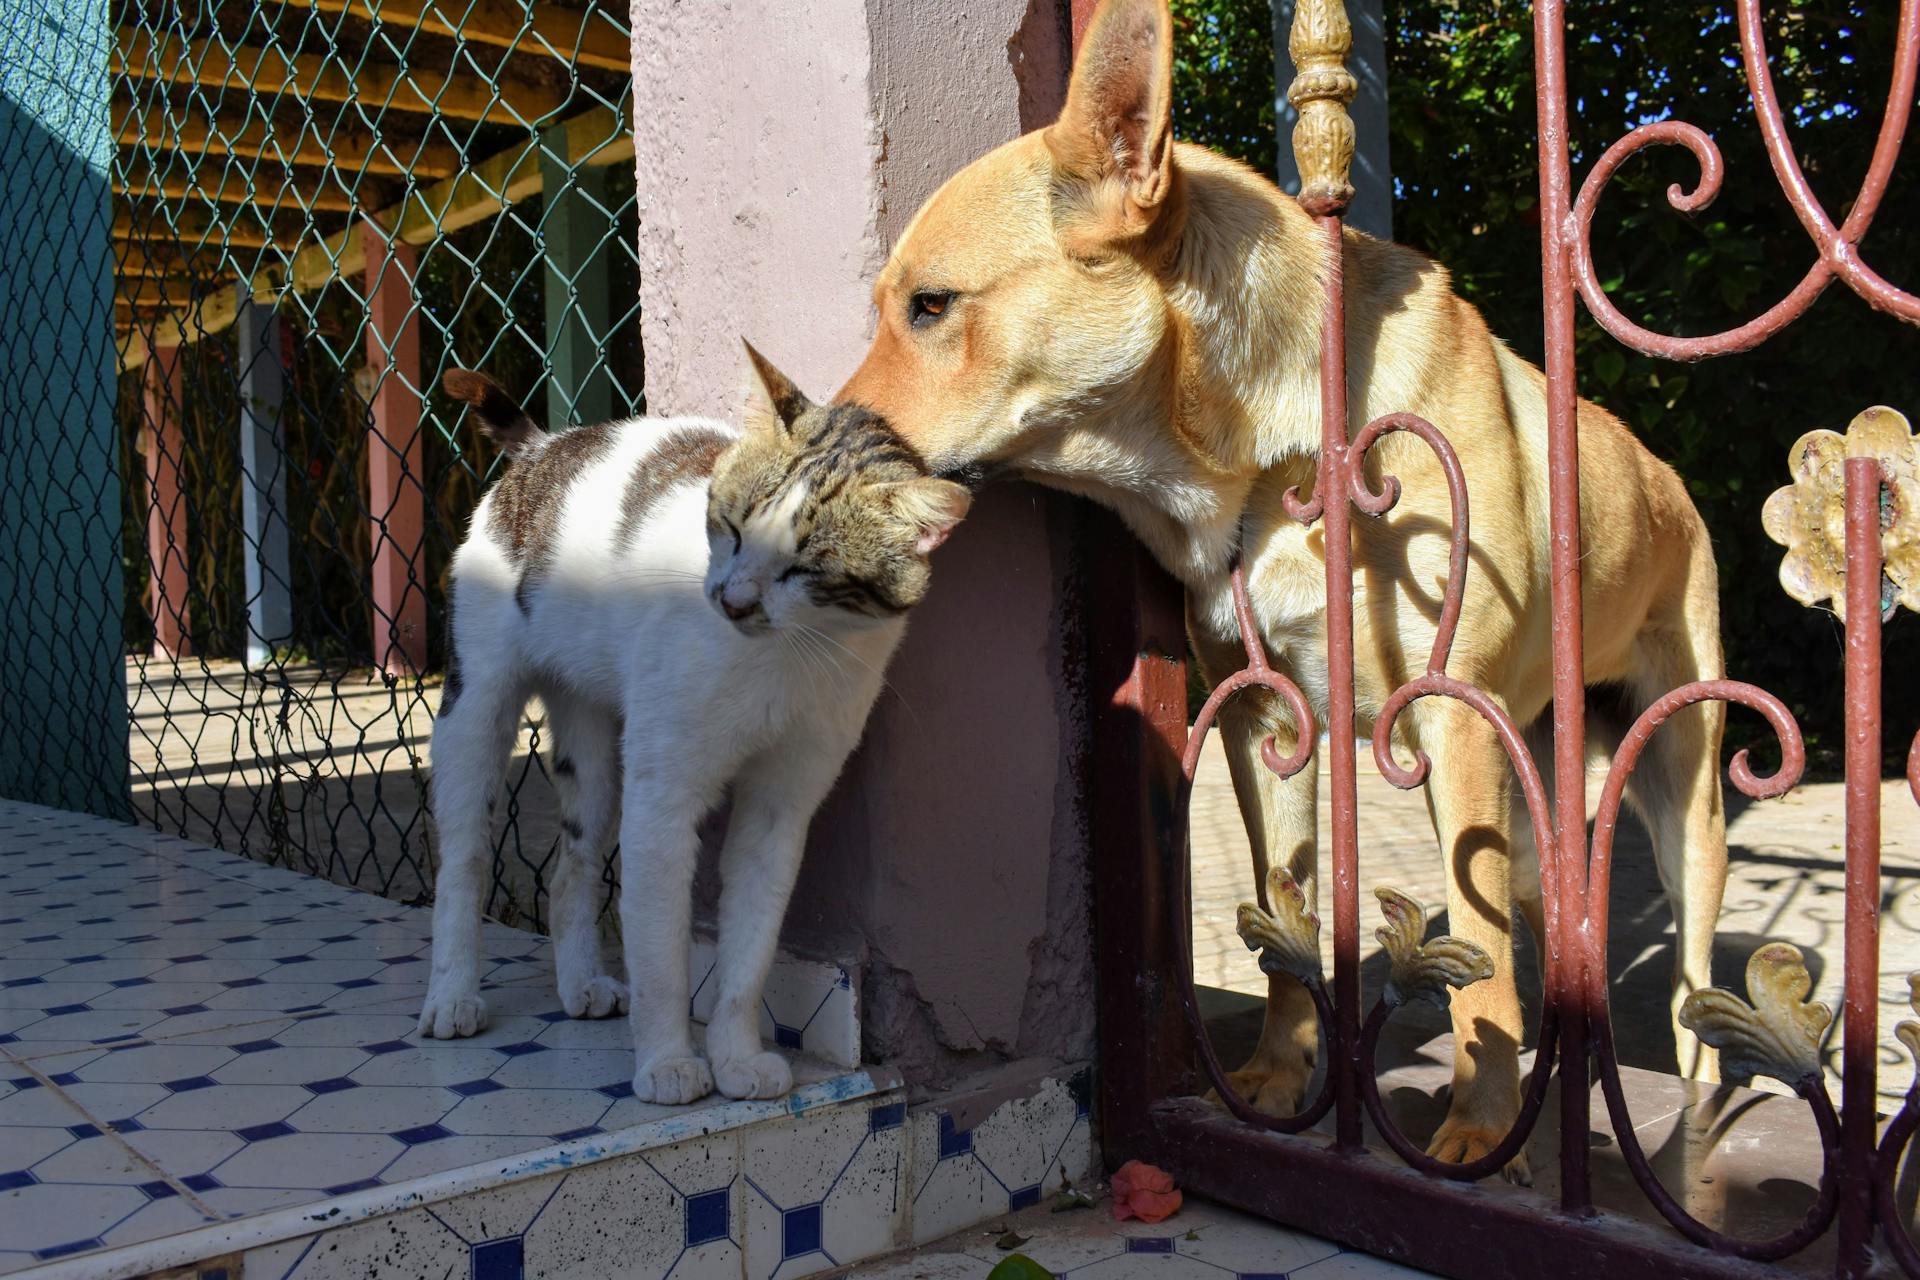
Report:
740,340,813,436
1045,0,1176,231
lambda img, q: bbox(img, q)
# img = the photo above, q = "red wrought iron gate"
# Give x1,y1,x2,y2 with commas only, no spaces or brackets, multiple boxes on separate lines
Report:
1085,1,1920,1277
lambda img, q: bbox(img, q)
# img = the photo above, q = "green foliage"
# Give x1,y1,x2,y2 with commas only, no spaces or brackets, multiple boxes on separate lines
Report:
1170,0,1918,769
1172,0,1277,169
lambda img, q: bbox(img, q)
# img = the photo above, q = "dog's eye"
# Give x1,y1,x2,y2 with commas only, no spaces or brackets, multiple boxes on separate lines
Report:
909,291,953,329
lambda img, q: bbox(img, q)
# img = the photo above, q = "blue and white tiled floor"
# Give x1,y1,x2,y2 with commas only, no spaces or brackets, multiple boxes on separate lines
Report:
0,799,917,1279
0,796,1404,1280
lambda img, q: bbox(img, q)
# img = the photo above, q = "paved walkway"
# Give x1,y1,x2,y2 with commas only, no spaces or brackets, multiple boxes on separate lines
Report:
852,1193,1433,1280
1187,732,1920,1095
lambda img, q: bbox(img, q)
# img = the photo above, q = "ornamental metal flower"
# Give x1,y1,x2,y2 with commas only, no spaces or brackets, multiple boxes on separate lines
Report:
1899,972,1920,1079
1761,405,1920,622
1375,886,1493,1010
1236,867,1323,985
1678,941,1830,1087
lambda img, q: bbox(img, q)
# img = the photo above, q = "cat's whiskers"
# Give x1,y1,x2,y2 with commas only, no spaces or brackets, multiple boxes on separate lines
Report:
623,568,710,586
780,627,847,699
795,628,853,700
791,622,915,722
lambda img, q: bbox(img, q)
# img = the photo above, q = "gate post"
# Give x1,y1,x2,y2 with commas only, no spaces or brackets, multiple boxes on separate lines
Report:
363,219,427,678
541,128,616,429
235,291,291,668
141,337,192,659
1066,0,1195,1162
1530,0,1595,1213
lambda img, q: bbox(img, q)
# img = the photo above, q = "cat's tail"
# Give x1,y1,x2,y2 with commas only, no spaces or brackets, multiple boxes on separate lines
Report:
442,368,544,459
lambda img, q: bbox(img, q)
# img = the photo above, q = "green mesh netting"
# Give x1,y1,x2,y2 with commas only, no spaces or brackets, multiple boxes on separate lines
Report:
91,0,642,928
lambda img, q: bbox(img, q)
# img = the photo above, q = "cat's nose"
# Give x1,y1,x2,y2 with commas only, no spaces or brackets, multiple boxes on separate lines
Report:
720,583,761,620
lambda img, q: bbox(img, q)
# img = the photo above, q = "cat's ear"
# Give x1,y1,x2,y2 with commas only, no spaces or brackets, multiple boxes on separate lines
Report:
890,478,972,555
739,340,813,437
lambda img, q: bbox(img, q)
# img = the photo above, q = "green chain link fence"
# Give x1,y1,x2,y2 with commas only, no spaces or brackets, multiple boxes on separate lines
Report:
5,0,645,930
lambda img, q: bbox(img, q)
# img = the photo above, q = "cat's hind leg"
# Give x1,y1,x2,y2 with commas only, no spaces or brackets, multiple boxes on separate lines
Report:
420,626,525,1038
706,744,846,1100
542,691,627,1019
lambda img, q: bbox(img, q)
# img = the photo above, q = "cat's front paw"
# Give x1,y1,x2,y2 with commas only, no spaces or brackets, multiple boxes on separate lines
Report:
714,1051,792,1100
633,1054,714,1105
559,973,628,1020
418,987,489,1039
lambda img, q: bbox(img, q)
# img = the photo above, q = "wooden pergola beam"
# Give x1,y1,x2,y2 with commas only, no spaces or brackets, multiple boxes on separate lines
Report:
113,209,288,250
117,102,632,370
115,105,464,180
118,278,238,308
116,30,569,127
116,170,362,215
285,0,631,74
118,260,241,280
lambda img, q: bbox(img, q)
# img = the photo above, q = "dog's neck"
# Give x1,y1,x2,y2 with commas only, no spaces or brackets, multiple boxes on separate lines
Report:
1021,157,1334,586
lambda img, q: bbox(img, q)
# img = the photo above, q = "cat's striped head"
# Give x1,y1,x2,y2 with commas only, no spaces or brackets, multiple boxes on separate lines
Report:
704,344,971,636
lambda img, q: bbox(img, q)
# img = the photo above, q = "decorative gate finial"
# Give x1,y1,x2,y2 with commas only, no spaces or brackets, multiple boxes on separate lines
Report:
1286,0,1358,216
1762,405,1920,621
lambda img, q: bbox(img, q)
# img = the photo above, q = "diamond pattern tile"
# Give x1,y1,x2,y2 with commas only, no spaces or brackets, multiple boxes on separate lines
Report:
0,798,881,1278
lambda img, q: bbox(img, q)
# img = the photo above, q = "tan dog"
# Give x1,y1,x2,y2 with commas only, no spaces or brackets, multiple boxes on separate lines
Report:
840,0,1728,1179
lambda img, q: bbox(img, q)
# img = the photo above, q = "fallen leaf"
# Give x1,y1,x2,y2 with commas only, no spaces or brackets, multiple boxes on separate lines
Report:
987,1254,1054,1280
1049,1188,1096,1212
995,1229,1031,1251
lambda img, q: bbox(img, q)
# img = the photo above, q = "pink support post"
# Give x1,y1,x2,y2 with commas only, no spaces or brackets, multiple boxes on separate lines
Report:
141,338,191,659
363,220,427,677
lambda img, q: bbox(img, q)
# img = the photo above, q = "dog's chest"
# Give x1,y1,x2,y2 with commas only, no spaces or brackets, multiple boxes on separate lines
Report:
1191,526,1381,725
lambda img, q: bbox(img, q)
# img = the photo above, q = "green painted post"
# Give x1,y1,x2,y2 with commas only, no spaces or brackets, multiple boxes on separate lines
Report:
0,0,131,819
541,124,616,428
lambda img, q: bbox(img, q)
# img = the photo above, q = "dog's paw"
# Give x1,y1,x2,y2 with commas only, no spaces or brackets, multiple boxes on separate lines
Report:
633,1054,714,1105
418,988,489,1039
1427,1117,1531,1185
559,973,628,1020
1222,1054,1313,1117
714,1051,792,1101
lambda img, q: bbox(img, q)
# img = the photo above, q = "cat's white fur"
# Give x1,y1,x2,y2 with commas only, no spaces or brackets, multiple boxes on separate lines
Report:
419,412,908,1105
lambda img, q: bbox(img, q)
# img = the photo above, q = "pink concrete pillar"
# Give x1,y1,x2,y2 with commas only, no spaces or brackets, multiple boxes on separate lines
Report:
363,221,427,677
141,338,191,659
631,0,1086,1085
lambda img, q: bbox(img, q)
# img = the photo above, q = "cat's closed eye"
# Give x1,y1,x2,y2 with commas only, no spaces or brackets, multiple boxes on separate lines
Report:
777,566,810,583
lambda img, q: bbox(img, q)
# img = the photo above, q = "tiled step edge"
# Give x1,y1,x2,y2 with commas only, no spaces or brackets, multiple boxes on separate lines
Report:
690,937,861,1071
28,1067,901,1280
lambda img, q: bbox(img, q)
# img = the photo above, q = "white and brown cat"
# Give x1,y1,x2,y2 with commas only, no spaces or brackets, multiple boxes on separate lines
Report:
418,346,969,1104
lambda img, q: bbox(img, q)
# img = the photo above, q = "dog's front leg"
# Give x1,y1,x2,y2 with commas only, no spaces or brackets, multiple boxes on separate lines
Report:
1215,689,1321,1117
1413,700,1530,1183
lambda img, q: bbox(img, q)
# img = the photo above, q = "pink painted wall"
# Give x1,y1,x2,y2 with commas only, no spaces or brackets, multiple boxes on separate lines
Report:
631,0,1091,1087
631,0,885,413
